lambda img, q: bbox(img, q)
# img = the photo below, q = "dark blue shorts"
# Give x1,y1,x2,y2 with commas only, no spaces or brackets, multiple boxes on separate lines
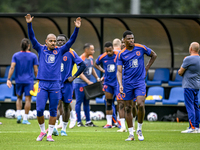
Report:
16,83,33,96
59,82,73,103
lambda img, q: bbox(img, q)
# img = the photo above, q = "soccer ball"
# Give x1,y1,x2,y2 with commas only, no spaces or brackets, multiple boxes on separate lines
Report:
44,110,50,119
81,111,86,120
5,109,16,118
92,112,100,121
32,110,37,119
96,111,105,120
147,112,158,121
28,110,34,120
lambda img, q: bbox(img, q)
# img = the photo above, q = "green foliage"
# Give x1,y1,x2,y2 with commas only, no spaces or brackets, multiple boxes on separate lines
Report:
0,0,199,14
0,118,200,150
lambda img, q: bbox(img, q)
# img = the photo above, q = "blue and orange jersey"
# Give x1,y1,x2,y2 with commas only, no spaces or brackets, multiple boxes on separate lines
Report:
11,51,38,83
74,53,93,84
96,51,118,87
27,23,79,81
117,43,152,87
60,49,83,87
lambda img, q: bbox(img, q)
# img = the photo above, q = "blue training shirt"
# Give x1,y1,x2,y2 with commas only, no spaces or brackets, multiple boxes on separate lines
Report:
74,53,93,84
61,49,83,87
96,51,118,87
27,23,79,81
181,55,200,89
117,43,151,87
11,51,38,84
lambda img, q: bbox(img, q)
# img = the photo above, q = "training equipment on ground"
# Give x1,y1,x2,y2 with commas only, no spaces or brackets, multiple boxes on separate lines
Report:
5,109,16,118
28,110,34,120
32,110,37,119
44,110,50,119
147,112,158,121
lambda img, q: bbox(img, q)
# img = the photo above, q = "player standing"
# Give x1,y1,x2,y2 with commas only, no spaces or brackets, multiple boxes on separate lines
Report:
74,43,100,127
94,41,119,128
117,30,157,141
25,14,81,142
53,34,86,136
7,38,38,125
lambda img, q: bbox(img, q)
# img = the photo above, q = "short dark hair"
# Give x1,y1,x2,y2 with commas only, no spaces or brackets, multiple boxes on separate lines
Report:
123,30,133,38
104,41,113,48
57,34,69,41
20,38,30,51
83,43,93,50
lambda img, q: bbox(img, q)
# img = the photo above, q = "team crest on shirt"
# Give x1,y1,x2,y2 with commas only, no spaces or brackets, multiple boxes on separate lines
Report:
53,50,58,55
46,54,55,63
63,56,67,61
136,51,140,56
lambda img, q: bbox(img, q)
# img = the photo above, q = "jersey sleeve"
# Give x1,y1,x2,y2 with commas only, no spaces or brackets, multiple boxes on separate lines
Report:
143,45,152,56
95,55,102,65
27,23,42,52
117,53,123,66
60,27,79,55
72,51,83,65
11,54,16,63
182,57,190,69
33,54,39,66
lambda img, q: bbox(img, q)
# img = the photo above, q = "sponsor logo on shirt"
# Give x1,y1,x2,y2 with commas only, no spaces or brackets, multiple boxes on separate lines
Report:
46,54,55,63
107,64,115,72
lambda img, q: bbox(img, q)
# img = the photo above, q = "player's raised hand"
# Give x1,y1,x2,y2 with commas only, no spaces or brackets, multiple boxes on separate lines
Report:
74,17,81,28
25,14,34,23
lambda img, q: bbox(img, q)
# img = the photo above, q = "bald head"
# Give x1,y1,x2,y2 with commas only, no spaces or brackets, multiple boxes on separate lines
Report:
46,33,56,40
113,38,121,48
190,42,199,52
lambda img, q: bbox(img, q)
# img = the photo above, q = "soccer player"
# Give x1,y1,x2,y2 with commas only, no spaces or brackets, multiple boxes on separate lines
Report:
117,30,157,141
25,14,81,142
178,42,200,133
52,34,86,136
94,41,119,128
74,43,100,127
7,38,38,125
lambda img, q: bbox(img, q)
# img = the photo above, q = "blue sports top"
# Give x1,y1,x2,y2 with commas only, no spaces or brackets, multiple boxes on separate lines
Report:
96,51,118,87
61,49,83,86
28,23,79,81
74,53,93,84
117,43,151,87
12,51,38,83
181,55,200,89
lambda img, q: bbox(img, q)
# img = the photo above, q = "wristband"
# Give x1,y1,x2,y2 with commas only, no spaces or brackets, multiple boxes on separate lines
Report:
97,78,100,81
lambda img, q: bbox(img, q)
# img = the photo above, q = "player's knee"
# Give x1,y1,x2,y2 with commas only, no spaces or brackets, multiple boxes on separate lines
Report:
119,102,125,110
63,103,70,111
125,105,132,113
137,101,145,108
37,108,44,117
106,104,112,110
49,109,57,117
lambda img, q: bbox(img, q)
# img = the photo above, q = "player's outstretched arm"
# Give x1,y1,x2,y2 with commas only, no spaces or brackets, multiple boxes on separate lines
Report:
60,17,81,54
25,14,41,52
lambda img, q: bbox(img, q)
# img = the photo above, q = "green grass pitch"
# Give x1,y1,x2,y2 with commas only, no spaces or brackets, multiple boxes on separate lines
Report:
0,118,200,150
